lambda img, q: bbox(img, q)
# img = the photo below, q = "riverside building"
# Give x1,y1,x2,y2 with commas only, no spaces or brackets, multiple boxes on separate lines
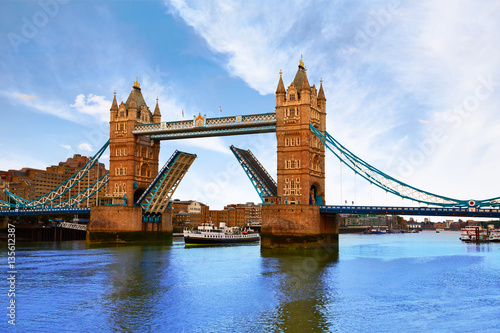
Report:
0,154,107,206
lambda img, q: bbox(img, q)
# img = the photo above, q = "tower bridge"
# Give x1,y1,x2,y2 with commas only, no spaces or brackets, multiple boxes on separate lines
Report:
3,58,500,246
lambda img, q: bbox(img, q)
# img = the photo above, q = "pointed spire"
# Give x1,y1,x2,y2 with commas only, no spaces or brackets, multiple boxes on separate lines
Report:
318,78,326,101
300,67,310,91
293,55,309,91
153,97,161,123
276,69,286,94
299,54,305,69
154,97,161,116
110,90,118,110
128,91,136,109
133,77,141,89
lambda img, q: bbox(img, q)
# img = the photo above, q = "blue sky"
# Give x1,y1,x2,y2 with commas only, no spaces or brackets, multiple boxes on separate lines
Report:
1,0,500,213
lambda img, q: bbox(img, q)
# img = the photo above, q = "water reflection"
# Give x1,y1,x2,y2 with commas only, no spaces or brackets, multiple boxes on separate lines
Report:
260,247,339,332
103,245,172,332
465,242,493,253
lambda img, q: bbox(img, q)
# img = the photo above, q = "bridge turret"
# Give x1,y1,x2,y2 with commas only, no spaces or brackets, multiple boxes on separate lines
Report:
153,97,161,123
317,79,326,132
110,90,118,120
276,70,286,106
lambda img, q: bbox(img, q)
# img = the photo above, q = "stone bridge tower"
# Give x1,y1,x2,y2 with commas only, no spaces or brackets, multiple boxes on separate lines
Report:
88,79,171,243
275,56,326,206
108,79,161,207
261,57,338,249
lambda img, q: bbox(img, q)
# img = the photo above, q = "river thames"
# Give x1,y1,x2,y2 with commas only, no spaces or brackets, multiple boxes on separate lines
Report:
3,231,500,332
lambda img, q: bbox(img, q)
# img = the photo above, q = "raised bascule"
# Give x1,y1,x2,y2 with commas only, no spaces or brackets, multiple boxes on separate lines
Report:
3,57,500,246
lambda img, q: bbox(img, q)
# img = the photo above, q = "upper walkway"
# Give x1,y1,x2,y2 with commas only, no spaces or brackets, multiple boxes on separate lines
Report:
132,113,276,140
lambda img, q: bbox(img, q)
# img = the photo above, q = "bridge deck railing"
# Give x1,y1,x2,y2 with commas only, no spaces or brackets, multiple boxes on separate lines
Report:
133,112,277,135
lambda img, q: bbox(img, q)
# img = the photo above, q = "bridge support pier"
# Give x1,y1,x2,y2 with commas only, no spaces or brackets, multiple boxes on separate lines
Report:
87,206,172,243
261,204,338,249
0,216,8,229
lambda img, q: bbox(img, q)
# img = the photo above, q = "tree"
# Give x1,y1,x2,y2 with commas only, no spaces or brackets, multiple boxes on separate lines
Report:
396,216,407,229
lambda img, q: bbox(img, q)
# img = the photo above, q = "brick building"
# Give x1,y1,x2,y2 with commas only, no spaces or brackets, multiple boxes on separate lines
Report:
0,178,8,203
171,199,262,229
172,200,209,227
0,154,107,206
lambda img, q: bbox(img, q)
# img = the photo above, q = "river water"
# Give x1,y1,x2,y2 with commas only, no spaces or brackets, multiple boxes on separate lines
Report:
2,231,500,332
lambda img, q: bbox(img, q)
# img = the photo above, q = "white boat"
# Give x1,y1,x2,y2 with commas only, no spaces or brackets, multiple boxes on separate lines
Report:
460,225,489,242
183,221,260,244
488,229,500,242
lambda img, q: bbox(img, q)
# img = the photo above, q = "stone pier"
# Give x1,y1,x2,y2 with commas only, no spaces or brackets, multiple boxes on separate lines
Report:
261,204,338,249
87,206,172,243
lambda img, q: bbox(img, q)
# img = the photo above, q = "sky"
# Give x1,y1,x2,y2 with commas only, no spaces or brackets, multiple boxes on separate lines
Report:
1,0,500,216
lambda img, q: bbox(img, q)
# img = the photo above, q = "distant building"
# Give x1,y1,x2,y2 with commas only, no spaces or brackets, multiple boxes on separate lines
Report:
421,221,435,230
224,202,262,228
434,222,446,230
171,199,262,229
172,200,209,227
0,178,8,203
344,214,395,227
0,154,107,206
407,222,421,230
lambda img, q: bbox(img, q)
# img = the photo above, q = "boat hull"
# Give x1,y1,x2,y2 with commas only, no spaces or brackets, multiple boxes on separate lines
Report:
183,235,260,244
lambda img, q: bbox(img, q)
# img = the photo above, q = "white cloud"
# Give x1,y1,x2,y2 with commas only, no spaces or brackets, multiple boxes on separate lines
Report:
1,90,79,123
70,94,111,122
78,143,93,152
166,0,301,95
1,90,110,126
140,74,188,122
60,144,71,150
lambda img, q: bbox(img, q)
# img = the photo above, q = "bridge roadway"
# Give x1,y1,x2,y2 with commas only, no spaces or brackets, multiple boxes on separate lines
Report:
0,207,90,216
320,205,500,218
